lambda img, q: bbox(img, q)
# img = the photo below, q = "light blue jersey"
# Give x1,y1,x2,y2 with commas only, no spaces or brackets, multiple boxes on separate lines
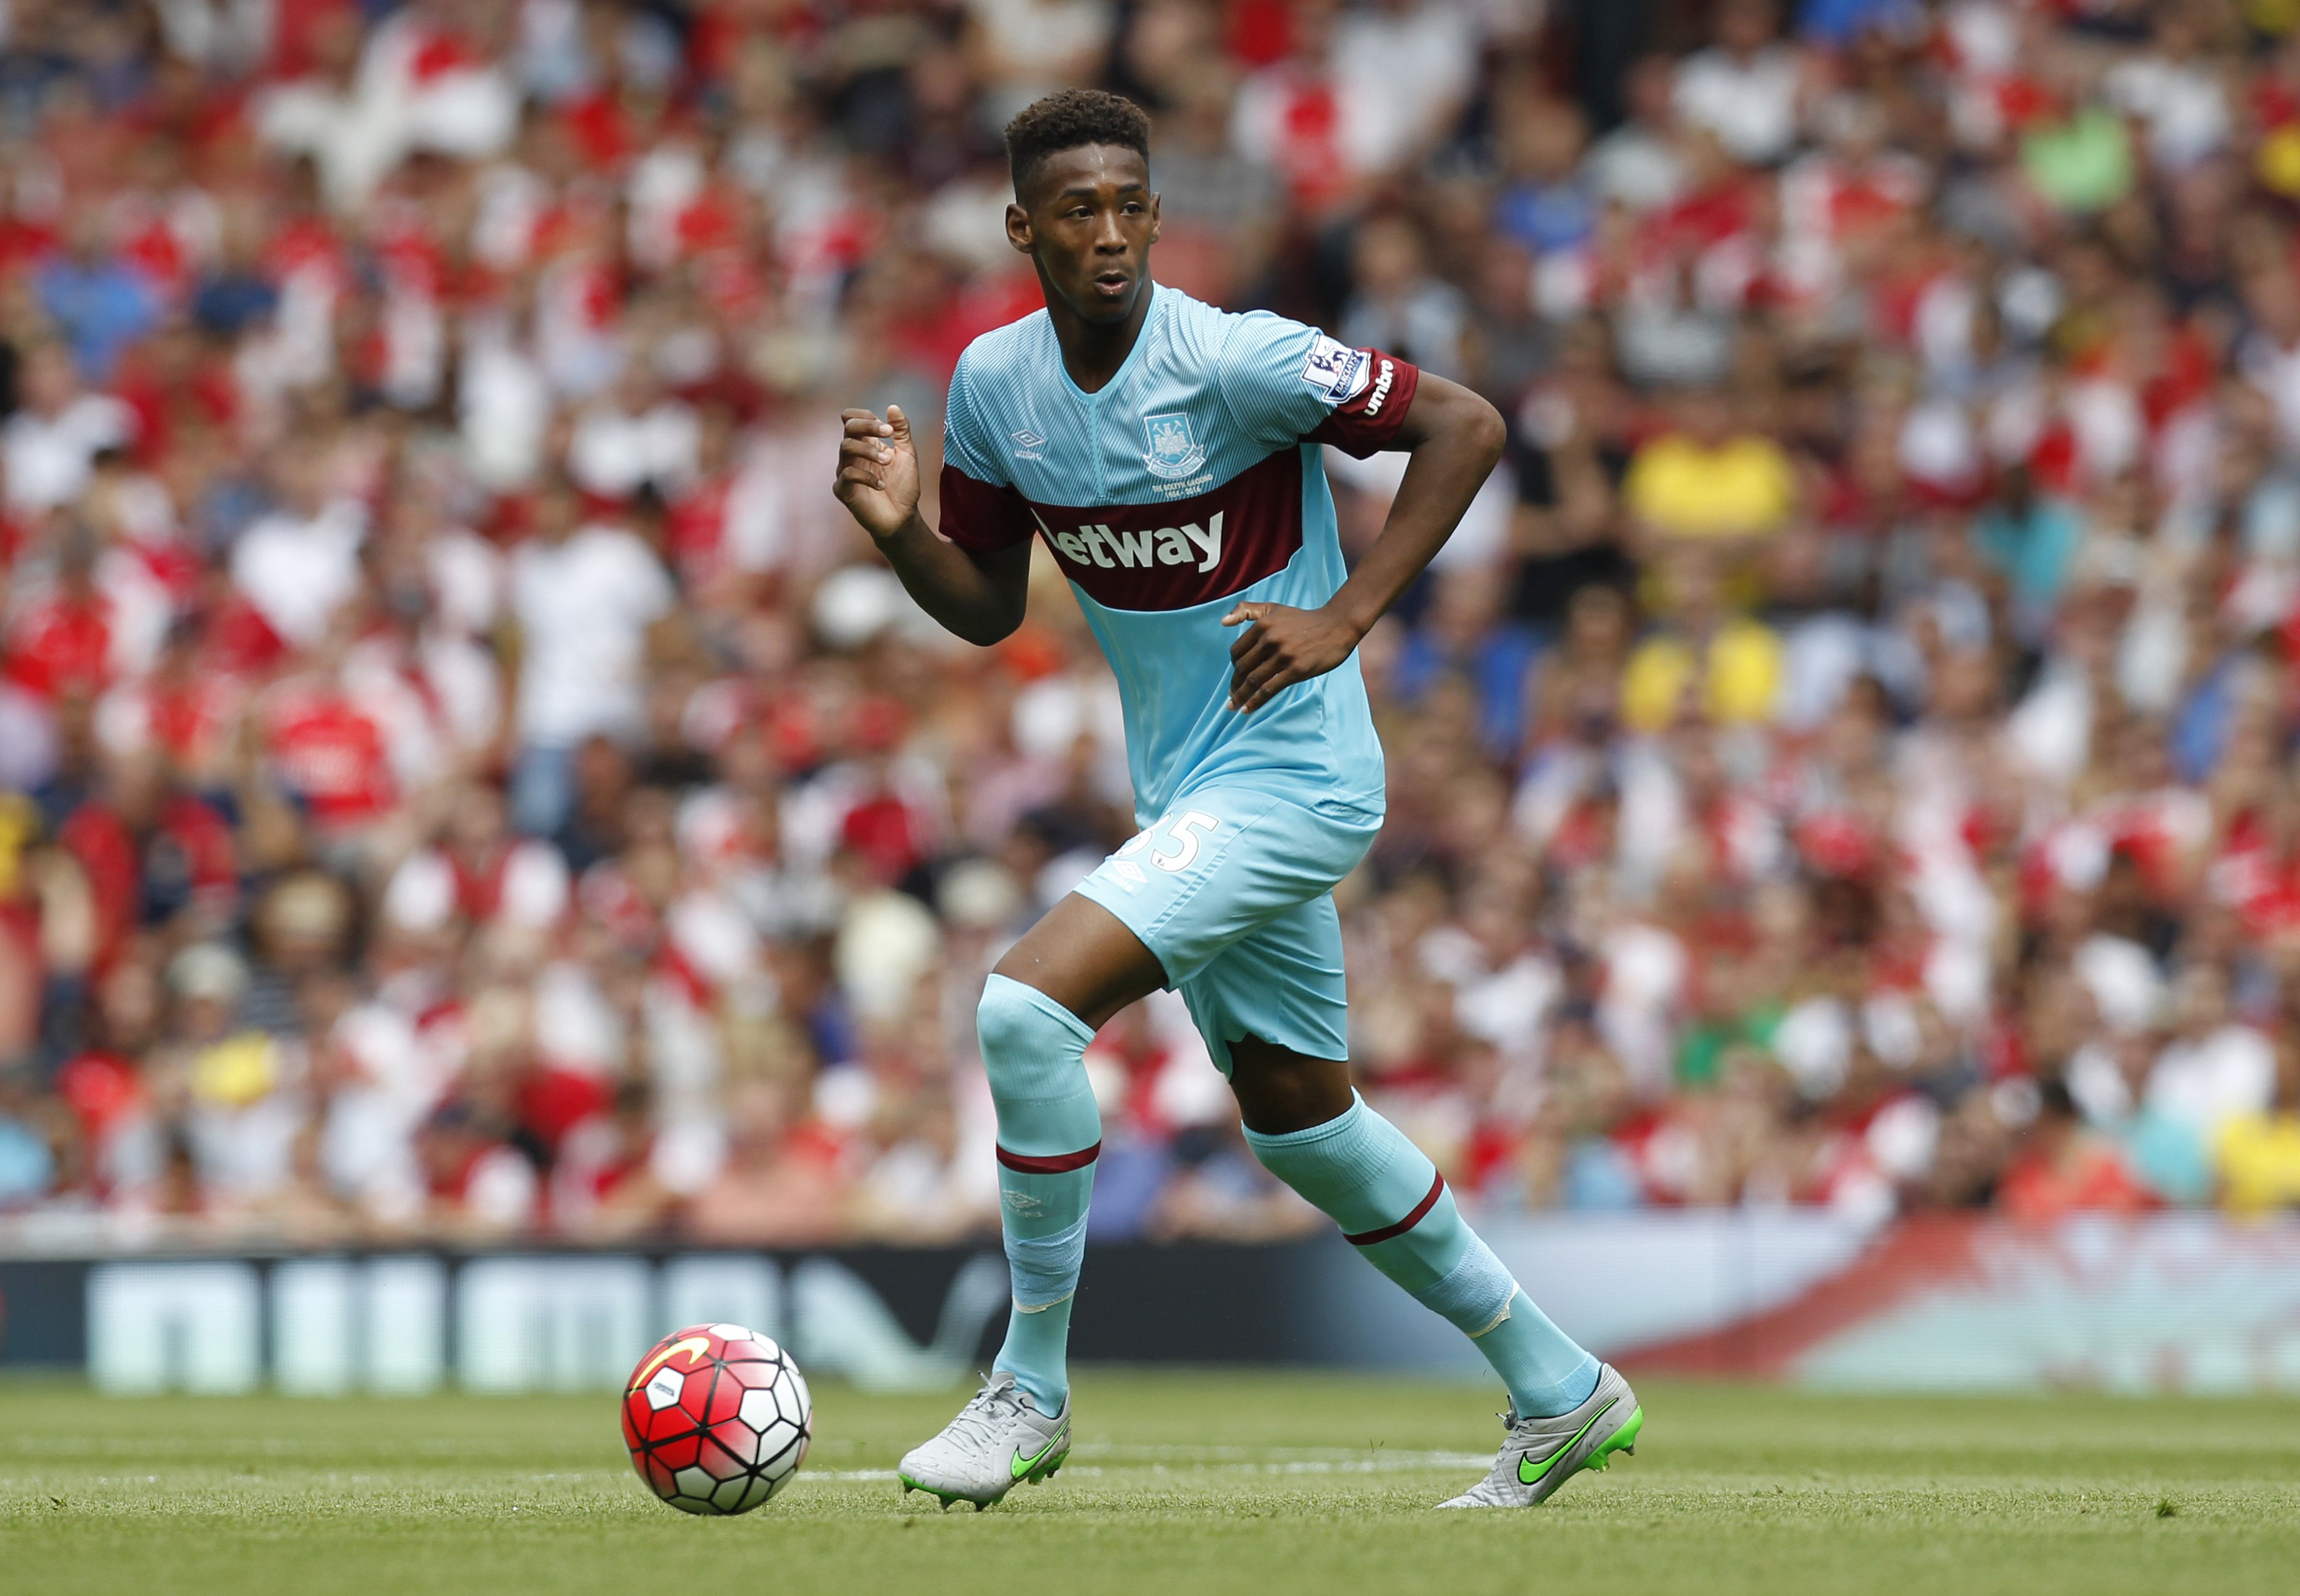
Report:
936,284,1417,821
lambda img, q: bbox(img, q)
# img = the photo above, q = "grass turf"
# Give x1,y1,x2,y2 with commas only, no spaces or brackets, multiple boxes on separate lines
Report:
4,1373,2296,1596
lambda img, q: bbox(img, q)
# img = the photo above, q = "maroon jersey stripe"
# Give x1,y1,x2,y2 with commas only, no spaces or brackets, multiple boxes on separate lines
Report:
931,350,1419,594
1021,446,1305,612
1343,1171,1447,1245
938,462,1036,552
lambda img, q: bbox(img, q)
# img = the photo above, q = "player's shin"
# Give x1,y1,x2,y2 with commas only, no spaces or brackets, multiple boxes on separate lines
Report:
977,974,1104,1413
1243,1093,1599,1418
995,1160,1093,1413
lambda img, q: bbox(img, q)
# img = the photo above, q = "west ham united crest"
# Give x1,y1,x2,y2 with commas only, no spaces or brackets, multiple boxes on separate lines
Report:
1141,412,1207,480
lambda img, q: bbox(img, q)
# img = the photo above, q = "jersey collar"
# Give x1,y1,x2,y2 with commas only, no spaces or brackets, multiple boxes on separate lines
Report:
1057,280,1161,405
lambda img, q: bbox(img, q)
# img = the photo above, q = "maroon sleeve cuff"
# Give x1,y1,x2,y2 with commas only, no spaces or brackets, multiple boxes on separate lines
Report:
937,462,1036,552
1304,351,1420,458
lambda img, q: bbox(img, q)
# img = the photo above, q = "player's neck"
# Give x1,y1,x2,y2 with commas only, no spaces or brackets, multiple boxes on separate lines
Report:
1046,277,1155,395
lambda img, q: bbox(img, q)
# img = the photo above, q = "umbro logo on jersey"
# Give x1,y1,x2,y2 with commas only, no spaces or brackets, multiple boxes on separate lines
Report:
1010,428,1045,460
1032,507,1223,573
1364,358,1396,416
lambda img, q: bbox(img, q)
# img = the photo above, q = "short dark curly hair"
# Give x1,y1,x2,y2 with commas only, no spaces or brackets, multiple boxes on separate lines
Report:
1005,89,1151,197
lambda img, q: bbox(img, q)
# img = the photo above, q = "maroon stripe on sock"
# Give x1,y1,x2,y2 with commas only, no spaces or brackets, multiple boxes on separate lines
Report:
997,1141,1102,1174
1343,1171,1446,1246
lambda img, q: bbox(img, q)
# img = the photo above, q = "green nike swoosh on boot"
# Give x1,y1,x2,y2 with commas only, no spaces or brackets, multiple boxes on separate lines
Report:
1518,1397,1619,1486
1011,1438,1061,1479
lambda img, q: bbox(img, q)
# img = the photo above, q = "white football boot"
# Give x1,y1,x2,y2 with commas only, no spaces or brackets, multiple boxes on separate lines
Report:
897,1371,1071,1510
1436,1363,1643,1509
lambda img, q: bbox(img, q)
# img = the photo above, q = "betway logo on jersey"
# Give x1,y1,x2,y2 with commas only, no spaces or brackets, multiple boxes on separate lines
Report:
1035,509,1223,573
1021,447,1306,612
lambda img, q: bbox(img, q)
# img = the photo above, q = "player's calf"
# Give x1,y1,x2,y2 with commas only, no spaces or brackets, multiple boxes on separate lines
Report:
1244,1092,1604,1422
976,975,1104,1416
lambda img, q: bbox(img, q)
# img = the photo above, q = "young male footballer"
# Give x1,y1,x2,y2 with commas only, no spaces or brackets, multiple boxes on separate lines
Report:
833,88,1641,1511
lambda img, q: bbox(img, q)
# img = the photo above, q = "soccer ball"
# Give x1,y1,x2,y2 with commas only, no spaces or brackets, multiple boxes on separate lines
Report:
620,1323,812,1515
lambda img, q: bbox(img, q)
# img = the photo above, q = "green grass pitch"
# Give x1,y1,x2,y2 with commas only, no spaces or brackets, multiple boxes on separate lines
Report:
5,1373,2297,1595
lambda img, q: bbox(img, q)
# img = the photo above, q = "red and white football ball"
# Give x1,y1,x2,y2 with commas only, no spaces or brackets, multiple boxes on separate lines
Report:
620,1323,812,1515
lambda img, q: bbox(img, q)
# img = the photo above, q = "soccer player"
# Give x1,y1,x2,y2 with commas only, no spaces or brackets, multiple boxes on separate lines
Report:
833,89,1641,1510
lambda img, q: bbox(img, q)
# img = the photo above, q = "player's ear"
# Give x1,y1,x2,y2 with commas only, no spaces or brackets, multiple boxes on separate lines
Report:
1148,191,1160,246
1005,201,1033,256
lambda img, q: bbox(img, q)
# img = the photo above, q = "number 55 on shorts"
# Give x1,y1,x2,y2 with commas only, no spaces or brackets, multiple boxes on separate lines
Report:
1116,810,1222,876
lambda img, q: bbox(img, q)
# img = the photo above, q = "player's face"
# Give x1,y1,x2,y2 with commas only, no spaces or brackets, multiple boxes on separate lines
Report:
1008,145,1159,325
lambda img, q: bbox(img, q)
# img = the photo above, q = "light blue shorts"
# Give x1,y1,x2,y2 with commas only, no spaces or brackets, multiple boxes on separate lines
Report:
1073,785,1382,1073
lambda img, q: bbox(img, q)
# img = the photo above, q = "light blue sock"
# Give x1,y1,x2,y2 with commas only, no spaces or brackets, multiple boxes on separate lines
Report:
1244,1093,1600,1418
977,975,1103,1413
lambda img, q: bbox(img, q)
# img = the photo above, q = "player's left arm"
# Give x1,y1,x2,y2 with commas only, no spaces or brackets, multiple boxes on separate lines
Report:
1222,373,1505,713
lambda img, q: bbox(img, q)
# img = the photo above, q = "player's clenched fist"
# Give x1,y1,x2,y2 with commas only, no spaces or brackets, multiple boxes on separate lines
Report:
1221,601,1365,715
833,406,920,539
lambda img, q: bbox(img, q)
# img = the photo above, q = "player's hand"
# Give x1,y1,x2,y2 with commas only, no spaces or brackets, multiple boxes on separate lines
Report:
833,406,921,540
1220,601,1362,714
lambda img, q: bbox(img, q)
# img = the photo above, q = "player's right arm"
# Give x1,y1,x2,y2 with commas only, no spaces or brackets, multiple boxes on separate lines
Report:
835,404,1031,646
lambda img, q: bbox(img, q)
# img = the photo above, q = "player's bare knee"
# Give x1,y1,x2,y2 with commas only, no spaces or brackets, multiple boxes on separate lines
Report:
1228,1041,1353,1135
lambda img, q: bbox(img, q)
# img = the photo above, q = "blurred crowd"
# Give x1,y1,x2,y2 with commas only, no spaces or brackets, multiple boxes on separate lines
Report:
5,0,2300,1249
